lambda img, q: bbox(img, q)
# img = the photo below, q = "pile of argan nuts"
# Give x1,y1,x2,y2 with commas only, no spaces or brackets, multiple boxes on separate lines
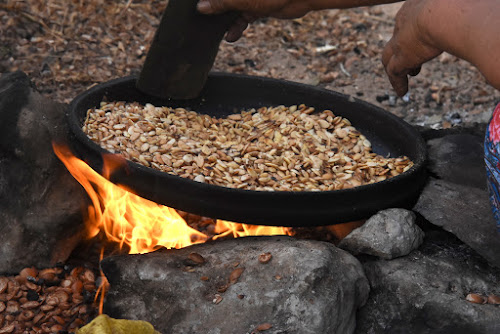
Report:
83,102,414,191
0,266,99,333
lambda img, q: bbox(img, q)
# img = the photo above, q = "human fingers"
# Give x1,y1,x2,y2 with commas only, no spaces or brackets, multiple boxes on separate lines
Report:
385,58,410,97
408,67,421,77
382,39,410,97
225,13,258,42
198,0,226,14
381,38,393,70
225,17,249,42
197,0,255,14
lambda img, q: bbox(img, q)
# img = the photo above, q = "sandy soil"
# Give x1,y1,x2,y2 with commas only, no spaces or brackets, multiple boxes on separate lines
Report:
1,1,499,128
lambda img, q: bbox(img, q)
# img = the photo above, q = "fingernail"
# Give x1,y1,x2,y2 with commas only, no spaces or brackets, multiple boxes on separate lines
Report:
197,0,212,13
225,32,238,43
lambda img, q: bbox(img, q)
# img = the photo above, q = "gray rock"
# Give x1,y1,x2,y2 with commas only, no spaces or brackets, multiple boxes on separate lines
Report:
413,177,500,268
338,209,424,259
101,236,370,334
0,71,89,274
427,134,486,189
356,230,500,334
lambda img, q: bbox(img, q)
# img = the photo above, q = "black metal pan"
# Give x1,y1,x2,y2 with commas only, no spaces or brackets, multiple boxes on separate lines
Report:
67,73,427,227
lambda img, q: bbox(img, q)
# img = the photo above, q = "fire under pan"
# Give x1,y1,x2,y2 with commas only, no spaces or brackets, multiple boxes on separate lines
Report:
67,73,427,227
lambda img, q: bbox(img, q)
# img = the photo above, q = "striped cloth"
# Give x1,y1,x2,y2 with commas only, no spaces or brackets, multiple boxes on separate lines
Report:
484,103,500,231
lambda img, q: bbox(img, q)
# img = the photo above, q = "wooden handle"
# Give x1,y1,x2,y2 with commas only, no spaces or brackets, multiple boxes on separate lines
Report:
137,0,238,99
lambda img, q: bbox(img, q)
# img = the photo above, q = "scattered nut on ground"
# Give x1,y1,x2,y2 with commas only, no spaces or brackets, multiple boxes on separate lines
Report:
213,294,223,305
83,102,414,191
466,293,487,304
188,252,205,265
229,268,245,284
255,323,273,331
258,253,272,264
487,294,500,305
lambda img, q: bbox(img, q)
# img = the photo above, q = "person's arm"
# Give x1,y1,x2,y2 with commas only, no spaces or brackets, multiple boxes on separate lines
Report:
198,0,401,17
383,0,500,96
197,0,402,41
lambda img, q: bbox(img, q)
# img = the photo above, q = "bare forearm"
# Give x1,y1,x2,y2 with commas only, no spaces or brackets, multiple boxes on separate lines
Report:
310,0,401,10
421,0,500,89
198,0,403,18
198,0,404,42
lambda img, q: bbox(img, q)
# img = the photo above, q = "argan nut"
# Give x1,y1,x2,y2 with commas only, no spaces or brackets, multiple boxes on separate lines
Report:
188,252,206,264
70,267,83,279
217,284,229,293
258,252,272,264
53,290,69,303
17,267,37,283
0,324,14,333
0,278,8,293
45,296,59,306
61,279,73,288
6,301,20,314
229,268,245,284
40,305,55,311
50,324,64,332
82,270,95,283
19,267,38,280
20,301,40,309
487,294,500,305
38,269,56,282
72,280,84,294
25,282,38,291
19,310,34,321
33,312,45,324
52,315,65,325
466,293,486,304
213,294,223,304
255,323,273,331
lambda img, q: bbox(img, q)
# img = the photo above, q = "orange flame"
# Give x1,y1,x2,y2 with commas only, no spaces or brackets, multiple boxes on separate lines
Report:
213,220,291,240
94,248,109,315
53,143,291,254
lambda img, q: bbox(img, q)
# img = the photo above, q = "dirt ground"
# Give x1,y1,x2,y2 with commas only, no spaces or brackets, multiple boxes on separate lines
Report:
1,1,499,129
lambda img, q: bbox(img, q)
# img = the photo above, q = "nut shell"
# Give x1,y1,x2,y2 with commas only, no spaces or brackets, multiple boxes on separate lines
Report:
258,252,272,264
466,293,486,304
487,294,500,305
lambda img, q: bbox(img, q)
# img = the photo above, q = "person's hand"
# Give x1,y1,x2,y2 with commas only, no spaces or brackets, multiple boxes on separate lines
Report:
197,0,314,42
382,0,442,96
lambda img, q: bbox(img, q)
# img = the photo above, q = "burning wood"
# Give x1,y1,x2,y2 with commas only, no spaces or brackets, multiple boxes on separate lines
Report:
53,144,296,255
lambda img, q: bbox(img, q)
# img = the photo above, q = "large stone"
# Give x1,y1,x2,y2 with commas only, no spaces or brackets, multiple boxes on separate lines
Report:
356,229,500,334
338,208,424,259
0,71,89,274
413,177,500,268
101,236,370,334
427,134,486,189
